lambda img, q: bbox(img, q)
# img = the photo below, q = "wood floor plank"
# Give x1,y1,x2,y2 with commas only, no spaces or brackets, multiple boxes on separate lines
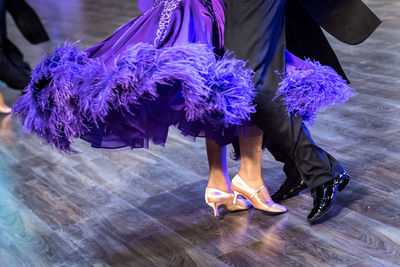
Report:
136,190,260,257
0,192,90,266
15,178,87,230
55,218,155,266
217,244,304,267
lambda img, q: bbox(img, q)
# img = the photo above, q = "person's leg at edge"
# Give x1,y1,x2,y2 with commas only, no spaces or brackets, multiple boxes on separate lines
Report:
237,126,270,199
206,126,273,199
205,138,253,216
232,126,287,213
206,139,231,193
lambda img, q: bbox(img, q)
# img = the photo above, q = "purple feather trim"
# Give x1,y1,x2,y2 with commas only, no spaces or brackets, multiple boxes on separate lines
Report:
275,59,354,124
12,42,256,151
12,43,103,152
80,43,256,124
205,52,256,125
114,43,256,124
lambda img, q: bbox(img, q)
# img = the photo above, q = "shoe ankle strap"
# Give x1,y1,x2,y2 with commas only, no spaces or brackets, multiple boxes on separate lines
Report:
250,185,265,199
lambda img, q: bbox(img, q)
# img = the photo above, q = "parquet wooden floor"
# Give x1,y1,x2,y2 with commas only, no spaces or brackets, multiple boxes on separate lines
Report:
0,0,399,266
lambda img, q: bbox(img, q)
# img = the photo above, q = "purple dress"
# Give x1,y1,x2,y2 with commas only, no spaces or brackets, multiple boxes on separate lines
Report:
12,0,353,152
12,0,255,151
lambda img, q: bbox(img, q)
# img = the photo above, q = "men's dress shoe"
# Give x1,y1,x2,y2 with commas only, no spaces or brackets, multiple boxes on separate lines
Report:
307,171,351,223
6,0,49,44
271,177,307,202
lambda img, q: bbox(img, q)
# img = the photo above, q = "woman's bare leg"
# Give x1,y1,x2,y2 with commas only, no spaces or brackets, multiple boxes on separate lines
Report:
238,126,263,186
206,139,231,193
206,126,267,194
237,126,273,201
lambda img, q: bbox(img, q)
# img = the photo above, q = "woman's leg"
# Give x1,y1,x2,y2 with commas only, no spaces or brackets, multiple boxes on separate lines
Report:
238,126,263,185
205,127,285,215
230,125,286,213
206,126,273,200
205,138,251,216
206,139,231,193
237,126,272,202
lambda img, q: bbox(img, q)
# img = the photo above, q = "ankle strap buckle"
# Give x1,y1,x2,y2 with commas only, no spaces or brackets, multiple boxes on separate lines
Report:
250,185,265,199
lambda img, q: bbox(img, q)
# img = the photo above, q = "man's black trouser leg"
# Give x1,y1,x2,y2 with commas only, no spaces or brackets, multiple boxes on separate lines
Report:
224,0,344,189
265,141,301,182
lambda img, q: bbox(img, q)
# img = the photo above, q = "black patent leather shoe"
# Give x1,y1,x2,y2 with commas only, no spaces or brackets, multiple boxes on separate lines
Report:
307,171,351,223
271,177,307,202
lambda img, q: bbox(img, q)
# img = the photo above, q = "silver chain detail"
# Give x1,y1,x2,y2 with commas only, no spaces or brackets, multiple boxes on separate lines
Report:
153,0,182,47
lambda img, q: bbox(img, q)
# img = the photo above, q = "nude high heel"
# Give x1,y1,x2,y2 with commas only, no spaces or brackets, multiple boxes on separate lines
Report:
231,175,287,214
205,188,251,217
0,93,11,114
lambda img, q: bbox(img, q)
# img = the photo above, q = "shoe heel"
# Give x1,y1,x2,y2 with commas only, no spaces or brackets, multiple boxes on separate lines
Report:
232,190,239,205
207,202,220,217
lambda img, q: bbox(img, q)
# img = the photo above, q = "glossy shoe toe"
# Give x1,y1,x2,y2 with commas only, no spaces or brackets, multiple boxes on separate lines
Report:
265,201,288,214
307,171,350,223
231,175,288,214
271,178,307,202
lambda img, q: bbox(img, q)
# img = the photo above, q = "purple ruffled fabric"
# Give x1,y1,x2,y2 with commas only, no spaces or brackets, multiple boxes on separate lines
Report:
12,43,255,152
275,59,354,124
12,43,103,151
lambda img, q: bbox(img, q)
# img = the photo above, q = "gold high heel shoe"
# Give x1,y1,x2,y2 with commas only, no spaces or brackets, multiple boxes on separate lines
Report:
205,188,251,217
0,93,11,114
231,174,287,214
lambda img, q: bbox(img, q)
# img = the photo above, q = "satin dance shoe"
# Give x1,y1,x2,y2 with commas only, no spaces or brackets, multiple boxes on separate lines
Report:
231,175,287,214
0,93,11,114
205,188,251,217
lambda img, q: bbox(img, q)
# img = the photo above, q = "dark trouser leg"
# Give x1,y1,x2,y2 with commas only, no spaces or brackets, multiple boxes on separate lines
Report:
0,0,31,89
265,140,301,182
253,94,343,188
285,0,349,82
5,0,49,44
224,0,344,189
0,0,5,37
